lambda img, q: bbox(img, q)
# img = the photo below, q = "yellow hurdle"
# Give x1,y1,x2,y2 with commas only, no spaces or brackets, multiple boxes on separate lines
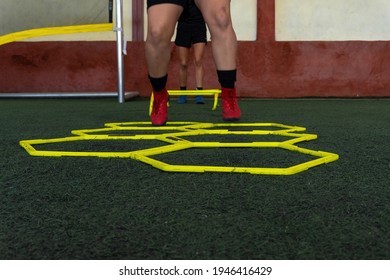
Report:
149,89,221,116
0,23,113,46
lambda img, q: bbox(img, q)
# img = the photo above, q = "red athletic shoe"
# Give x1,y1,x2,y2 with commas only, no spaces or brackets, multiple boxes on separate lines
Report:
151,89,168,126
221,87,241,121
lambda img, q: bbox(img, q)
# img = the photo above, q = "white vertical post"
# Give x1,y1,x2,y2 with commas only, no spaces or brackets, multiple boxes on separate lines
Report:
115,0,125,103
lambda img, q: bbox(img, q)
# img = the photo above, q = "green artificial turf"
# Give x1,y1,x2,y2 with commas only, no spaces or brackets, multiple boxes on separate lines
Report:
0,98,389,259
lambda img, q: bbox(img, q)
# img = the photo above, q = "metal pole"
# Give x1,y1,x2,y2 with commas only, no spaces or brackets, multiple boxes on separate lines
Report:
115,0,125,103
108,0,114,23
0,92,118,98
0,92,140,99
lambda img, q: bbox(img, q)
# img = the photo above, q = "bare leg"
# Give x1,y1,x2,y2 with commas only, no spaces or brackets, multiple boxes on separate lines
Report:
178,46,190,88
177,46,189,103
146,4,183,125
194,0,240,120
145,4,183,78
193,42,206,104
193,42,205,88
194,0,237,71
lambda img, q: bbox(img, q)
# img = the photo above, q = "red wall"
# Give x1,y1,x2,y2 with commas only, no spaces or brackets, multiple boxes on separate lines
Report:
1,0,390,97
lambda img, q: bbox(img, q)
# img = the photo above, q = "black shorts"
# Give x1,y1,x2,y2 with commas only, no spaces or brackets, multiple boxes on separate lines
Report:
175,22,207,48
147,0,188,9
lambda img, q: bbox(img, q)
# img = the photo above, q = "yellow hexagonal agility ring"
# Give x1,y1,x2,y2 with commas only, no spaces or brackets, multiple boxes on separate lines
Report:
19,122,339,175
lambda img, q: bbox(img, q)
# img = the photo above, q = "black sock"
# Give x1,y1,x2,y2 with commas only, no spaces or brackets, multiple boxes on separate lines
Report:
217,70,236,89
196,87,203,90
149,74,168,92
180,86,187,91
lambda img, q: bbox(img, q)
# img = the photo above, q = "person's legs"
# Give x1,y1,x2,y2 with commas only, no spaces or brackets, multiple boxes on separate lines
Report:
146,2,183,125
146,4,183,77
178,46,190,88
194,0,240,120
193,42,206,104
177,46,190,103
193,42,205,89
194,0,236,70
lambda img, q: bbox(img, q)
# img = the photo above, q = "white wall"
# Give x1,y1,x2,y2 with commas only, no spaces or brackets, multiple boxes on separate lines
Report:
276,0,390,41
229,0,258,41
